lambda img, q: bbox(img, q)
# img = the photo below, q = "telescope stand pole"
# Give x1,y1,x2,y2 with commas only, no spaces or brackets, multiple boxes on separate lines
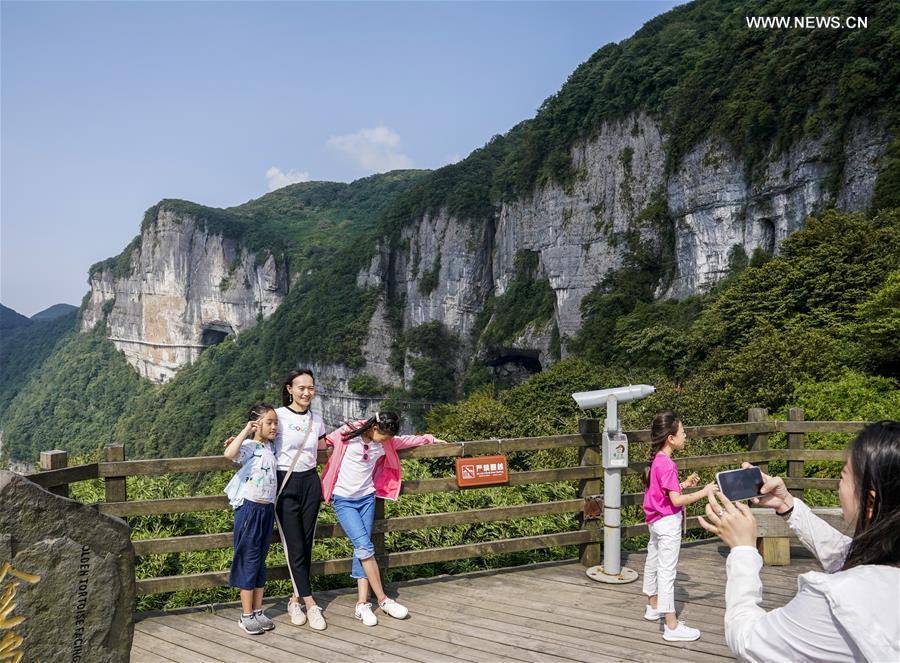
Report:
586,394,638,584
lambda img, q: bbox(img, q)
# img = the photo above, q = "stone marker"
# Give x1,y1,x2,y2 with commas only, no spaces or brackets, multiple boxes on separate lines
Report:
0,470,135,662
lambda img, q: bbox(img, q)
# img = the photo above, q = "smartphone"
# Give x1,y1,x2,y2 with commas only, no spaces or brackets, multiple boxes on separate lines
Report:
716,466,764,501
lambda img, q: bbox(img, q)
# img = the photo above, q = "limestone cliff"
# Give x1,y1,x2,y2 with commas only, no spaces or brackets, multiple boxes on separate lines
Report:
82,206,288,382
366,112,889,386
78,110,890,424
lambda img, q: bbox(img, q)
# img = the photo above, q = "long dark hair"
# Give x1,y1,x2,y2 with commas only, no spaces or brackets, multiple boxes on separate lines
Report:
281,369,315,407
248,403,276,442
642,411,682,488
841,420,900,570
343,411,401,441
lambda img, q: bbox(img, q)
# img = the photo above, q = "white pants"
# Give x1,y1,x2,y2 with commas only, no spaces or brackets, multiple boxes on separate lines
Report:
642,513,682,614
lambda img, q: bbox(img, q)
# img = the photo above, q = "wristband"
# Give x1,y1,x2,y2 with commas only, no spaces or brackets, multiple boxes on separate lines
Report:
778,505,794,519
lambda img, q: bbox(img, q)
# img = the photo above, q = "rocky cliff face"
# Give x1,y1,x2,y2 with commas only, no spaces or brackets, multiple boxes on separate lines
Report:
82,207,288,382
367,111,889,382
80,113,890,420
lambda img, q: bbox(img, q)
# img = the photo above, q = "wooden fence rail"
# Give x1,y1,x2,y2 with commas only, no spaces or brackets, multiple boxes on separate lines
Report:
24,410,866,596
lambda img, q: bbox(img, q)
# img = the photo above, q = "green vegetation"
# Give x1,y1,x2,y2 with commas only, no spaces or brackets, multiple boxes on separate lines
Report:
477,250,555,348
375,0,898,235
418,254,441,295
0,310,79,424
568,191,677,363
1,321,152,461
348,374,384,397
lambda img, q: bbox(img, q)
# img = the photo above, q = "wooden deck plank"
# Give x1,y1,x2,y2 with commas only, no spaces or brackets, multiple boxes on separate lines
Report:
212,604,463,663
303,606,480,663
214,605,423,663
529,559,805,603
131,644,178,663
289,595,543,663
133,540,824,662
393,582,726,663
183,611,357,663
394,585,677,663
425,571,734,644
408,581,730,662
525,561,805,611
132,628,223,663
137,618,260,663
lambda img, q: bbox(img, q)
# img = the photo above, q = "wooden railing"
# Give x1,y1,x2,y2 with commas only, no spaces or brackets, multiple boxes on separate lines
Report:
25,409,866,597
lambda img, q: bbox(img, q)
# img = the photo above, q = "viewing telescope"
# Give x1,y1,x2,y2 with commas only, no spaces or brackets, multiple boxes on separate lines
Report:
572,384,656,410
572,383,655,584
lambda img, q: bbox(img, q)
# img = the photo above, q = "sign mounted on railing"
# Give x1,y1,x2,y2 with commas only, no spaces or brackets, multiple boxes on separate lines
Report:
455,455,509,487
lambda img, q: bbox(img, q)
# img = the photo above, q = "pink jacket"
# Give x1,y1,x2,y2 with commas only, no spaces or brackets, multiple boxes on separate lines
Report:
320,420,437,502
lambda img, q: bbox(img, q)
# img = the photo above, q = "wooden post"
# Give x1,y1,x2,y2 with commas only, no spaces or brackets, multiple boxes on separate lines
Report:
748,408,770,474
578,419,602,567
373,497,386,559
787,408,805,502
104,444,127,504
39,450,69,498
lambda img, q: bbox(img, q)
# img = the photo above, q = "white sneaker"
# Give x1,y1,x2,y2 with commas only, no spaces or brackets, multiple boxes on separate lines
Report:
644,605,663,621
379,597,409,619
663,621,701,642
355,602,378,626
287,599,307,626
306,605,327,631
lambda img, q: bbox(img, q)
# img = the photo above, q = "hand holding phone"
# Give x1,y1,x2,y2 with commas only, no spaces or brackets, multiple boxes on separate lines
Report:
716,466,764,501
739,461,794,512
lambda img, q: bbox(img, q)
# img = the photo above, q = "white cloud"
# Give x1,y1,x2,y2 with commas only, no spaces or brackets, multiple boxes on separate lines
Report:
326,125,414,174
266,167,310,191
443,154,463,166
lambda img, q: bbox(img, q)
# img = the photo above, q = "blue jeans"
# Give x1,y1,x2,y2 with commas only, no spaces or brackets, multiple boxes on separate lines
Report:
332,493,376,579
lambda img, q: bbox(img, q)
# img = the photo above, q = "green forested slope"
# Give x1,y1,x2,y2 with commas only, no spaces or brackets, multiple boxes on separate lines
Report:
0,310,79,421
1,172,427,462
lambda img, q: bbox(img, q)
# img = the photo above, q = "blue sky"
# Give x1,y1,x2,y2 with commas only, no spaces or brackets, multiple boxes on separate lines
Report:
1,0,682,316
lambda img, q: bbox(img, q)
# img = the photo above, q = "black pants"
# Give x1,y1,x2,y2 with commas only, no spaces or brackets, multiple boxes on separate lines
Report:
275,468,322,598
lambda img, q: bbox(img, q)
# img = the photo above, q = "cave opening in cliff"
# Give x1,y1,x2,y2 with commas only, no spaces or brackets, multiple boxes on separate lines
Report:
485,350,543,387
200,323,234,347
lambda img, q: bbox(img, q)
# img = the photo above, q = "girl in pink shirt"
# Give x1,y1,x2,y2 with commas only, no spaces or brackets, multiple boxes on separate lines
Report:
641,411,717,642
322,411,446,626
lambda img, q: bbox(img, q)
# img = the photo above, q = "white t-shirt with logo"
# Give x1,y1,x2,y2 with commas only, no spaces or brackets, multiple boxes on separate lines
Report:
332,438,385,499
274,407,326,472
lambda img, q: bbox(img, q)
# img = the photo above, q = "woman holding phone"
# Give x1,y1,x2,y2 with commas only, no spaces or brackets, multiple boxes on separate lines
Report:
699,420,900,663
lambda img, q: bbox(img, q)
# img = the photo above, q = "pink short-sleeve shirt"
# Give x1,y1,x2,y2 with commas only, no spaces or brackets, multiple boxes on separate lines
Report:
643,453,682,523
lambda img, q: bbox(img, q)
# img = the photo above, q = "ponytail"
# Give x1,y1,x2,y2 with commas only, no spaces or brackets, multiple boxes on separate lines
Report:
642,410,682,488
343,411,401,441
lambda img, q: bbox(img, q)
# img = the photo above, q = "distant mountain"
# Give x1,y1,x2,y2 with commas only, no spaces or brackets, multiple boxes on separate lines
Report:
0,304,31,332
31,303,78,321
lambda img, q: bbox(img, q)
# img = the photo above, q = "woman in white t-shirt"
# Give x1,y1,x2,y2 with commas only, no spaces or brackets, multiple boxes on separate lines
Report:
698,421,900,662
272,369,328,630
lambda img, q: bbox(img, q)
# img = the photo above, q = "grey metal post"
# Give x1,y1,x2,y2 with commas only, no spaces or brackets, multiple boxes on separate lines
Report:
603,395,621,574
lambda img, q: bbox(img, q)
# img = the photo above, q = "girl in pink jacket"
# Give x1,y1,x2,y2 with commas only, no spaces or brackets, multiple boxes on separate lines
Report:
322,411,445,626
